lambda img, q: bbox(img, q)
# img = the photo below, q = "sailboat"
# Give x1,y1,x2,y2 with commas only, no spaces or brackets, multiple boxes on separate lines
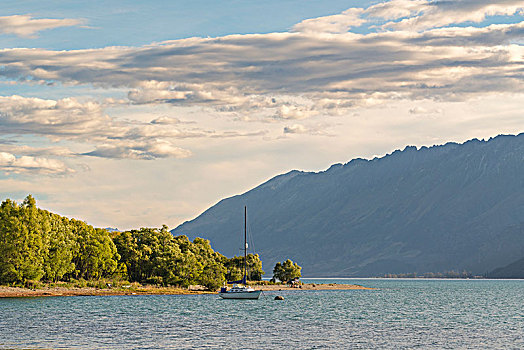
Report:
218,206,262,300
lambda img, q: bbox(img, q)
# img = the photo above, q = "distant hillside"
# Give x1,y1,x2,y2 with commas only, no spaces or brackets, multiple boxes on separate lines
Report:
173,133,524,277
487,255,524,278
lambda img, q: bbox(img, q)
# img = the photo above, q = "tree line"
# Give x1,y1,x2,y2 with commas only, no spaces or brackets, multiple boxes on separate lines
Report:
0,195,268,290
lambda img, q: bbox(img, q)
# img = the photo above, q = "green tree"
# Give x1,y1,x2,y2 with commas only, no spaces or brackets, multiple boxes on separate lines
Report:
0,195,254,291
189,237,226,289
0,196,47,284
114,228,228,288
199,261,226,290
224,254,264,281
43,214,76,281
272,259,302,282
72,221,119,279
150,227,184,285
112,230,141,281
114,227,186,285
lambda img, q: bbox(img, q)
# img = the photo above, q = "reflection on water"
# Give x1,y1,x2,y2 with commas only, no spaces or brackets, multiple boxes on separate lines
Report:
1,279,523,349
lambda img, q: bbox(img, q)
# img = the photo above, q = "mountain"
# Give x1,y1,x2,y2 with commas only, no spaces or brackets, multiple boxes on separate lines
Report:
172,133,524,277
487,256,524,278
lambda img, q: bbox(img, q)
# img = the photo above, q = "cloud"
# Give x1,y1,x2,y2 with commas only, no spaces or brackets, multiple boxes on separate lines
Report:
369,0,524,31
275,105,317,120
365,0,429,21
0,95,194,160
0,95,111,139
82,140,192,160
292,8,366,33
128,81,193,104
283,123,332,136
0,95,268,163
0,0,522,171
409,106,442,115
150,116,181,125
283,124,308,134
0,8,522,120
0,143,74,158
0,151,74,175
0,15,84,38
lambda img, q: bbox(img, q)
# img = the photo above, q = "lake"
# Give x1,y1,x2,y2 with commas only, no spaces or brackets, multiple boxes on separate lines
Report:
1,279,523,349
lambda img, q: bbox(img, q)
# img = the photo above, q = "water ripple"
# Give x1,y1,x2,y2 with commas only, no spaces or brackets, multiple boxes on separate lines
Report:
1,280,523,349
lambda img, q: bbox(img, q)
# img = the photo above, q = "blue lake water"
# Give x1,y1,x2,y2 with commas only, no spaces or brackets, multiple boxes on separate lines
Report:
1,279,523,349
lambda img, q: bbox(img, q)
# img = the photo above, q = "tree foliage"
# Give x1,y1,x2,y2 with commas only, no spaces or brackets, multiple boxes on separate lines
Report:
272,259,302,282
72,222,119,280
0,195,265,291
0,196,119,284
224,254,264,281
0,197,46,283
112,228,230,289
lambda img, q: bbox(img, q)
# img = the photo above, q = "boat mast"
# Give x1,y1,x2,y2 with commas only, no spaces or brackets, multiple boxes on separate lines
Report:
244,205,247,284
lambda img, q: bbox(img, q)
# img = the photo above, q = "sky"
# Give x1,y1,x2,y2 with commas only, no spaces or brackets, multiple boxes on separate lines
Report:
0,0,523,230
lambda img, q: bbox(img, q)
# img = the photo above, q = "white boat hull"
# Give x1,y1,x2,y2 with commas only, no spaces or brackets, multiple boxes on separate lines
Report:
219,290,262,299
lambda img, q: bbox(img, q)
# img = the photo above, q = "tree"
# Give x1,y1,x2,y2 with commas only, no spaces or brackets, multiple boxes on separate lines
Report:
113,229,228,289
246,254,264,281
199,261,226,290
0,196,47,284
224,254,264,281
72,221,119,280
113,227,183,284
272,259,302,282
0,195,254,291
43,214,76,282
189,237,227,289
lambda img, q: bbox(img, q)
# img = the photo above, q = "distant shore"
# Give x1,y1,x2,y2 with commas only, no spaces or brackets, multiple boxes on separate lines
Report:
254,283,373,291
0,283,372,298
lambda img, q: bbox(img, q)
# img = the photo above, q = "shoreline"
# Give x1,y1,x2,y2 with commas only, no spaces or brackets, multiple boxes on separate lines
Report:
0,283,372,298
0,285,214,298
254,283,373,291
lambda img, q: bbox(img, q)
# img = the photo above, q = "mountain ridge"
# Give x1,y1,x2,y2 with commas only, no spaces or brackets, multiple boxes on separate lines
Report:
173,133,524,277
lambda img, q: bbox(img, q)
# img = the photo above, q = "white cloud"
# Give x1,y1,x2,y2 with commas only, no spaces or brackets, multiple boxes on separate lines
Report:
82,140,192,160
409,106,442,115
373,0,524,31
0,151,74,175
0,15,522,120
0,95,110,139
0,94,269,163
283,122,333,136
283,124,308,134
366,0,429,21
128,81,192,104
0,143,74,158
0,95,195,160
0,15,84,38
150,116,181,125
275,105,318,120
292,8,366,33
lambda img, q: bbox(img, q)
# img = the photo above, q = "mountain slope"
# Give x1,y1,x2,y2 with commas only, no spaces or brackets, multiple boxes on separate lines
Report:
172,133,524,277
487,254,524,278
